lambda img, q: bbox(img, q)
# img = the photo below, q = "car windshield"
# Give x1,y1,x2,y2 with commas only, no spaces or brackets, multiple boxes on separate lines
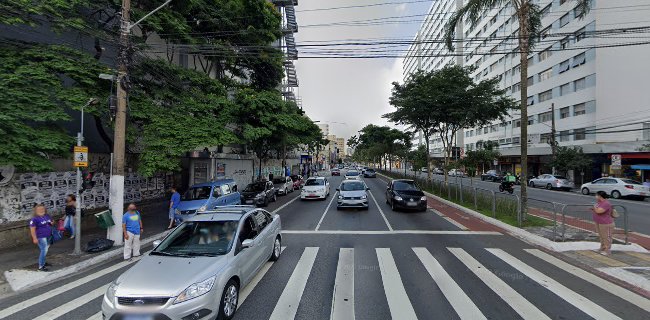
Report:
152,220,238,257
622,179,642,185
346,171,359,176
273,178,285,184
290,175,301,181
553,176,567,179
183,186,212,201
244,183,266,192
305,179,325,186
366,169,375,173
341,181,365,191
394,181,419,191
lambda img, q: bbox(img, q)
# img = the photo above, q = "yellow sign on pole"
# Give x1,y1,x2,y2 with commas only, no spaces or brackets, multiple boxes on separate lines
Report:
73,146,89,167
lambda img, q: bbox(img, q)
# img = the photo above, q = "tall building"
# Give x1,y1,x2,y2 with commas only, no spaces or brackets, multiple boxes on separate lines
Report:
404,0,650,179
335,138,346,157
318,124,330,137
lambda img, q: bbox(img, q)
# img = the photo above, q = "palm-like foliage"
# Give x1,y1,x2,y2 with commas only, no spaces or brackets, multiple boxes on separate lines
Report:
444,0,590,224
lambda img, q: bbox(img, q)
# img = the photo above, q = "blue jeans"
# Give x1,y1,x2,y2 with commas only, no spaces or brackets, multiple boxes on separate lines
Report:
64,215,75,236
37,237,49,268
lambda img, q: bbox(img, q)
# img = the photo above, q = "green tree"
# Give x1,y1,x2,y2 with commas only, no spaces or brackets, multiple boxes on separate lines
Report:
549,146,592,184
444,0,590,219
409,145,429,172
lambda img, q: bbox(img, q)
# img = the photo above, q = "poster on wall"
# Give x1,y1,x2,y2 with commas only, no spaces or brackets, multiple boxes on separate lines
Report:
216,163,226,179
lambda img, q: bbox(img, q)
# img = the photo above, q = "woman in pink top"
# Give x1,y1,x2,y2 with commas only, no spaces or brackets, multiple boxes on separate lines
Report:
590,191,614,255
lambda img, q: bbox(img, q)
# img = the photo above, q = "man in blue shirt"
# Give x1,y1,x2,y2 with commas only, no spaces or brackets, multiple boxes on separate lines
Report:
167,186,181,229
122,203,143,260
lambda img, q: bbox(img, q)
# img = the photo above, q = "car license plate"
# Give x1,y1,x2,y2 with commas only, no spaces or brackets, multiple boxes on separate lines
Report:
407,202,417,206
310,194,316,197
246,200,253,204
124,315,154,320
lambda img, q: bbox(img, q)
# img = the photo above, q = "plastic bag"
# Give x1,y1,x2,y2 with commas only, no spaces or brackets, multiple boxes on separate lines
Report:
86,238,115,253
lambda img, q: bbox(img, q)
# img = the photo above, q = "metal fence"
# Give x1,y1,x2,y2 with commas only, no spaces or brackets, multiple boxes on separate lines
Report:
379,170,629,244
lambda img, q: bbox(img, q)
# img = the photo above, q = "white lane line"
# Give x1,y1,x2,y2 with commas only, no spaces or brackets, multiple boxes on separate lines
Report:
331,248,355,320
412,248,486,320
269,247,319,320
448,248,549,320
487,248,623,320
272,194,301,214
376,248,418,320
430,209,469,230
315,192,338,231
368,191,393,231
33,284,109,320
0,257,139,319
239,246,286,307
86,312,102,320
524,249,650,313
281,230,501,235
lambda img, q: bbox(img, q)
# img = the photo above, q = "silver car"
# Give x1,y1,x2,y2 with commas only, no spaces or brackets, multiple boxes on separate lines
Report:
336,180,370,210
528,174,575,191
102,206,282,320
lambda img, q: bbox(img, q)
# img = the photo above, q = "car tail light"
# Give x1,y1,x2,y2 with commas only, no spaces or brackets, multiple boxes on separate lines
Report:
625,185,634,189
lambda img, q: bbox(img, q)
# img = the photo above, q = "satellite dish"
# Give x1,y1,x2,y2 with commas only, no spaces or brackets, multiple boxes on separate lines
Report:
0,165,15,186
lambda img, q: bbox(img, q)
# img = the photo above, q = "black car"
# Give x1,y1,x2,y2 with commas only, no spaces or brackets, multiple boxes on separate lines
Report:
385,179,427,212
481,170,503,182
241,181,276,207
363,168,377,178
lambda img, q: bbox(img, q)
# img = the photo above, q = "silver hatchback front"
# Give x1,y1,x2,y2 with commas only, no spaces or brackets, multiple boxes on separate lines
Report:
337,180,369,209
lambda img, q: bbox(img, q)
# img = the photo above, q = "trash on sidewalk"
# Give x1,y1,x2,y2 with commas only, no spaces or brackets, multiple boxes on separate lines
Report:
86,238,114,253
94,210,115,229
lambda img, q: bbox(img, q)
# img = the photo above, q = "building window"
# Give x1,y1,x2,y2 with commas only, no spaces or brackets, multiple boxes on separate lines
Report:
560,107,570,119
513,137,521,145
541,133,553,144
539,89,553,102
527,96,535,106
512,82,521,93
540,26,551,40
574,77,586,91
527,76,534,87
528,116,535,125
560,0,569,4
572,52,586,67
559,60,570,73
539,111,553,123
539,68,552,81
574,128,586,140
491,125,498,133
574,5,586,19
540,4,551,19
560,37,570,50
575,27,586,42
560,83,571,96
484,127,489,134
539,48,552,62
560,13,571,27
560,130,570,142
513,120,521,128
574,103,586,116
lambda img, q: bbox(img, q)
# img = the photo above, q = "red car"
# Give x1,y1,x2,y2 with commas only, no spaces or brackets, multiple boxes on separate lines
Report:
331,169,341,176
290,175,304,190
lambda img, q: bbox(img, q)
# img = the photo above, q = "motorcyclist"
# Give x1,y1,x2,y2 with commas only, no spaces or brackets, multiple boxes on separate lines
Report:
501,172,516,191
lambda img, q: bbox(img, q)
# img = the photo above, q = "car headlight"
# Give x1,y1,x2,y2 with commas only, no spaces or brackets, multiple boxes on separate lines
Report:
361,195,367,199
338,195,343,199
394,196,403,201
106,280,118,304
420,196,427,201
174,276,216,304
198,205,207,212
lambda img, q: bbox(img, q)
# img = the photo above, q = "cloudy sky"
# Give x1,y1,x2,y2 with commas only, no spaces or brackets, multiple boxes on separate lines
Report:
294,0,432,140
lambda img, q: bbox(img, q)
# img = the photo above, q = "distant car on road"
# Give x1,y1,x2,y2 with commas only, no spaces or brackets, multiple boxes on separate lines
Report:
581,178,649,200
273,176,294,196
241,181,276,207
102,206,282,320
481,170,503,182
331,168,341,176
433,168,444,175
385,179,427,212
336,180,370,210
301,177,330,200
363,168,377,178
176,180,241,220
420,167,428,173
290,175,303,190
448,169,465,177
345,170,361,180
528,174,574,191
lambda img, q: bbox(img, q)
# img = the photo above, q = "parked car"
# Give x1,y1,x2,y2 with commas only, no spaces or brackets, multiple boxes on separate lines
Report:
528,174,574,191
273,176,294,196
241,181,276,207
301,177,330,200
420,167,428,173
336,180,370,210
331,168,341,176
345,170,361,180
102,206,282,320
433,168,444,175
481,170,503,182
581,178,650,199
385,179,427,212
290,175,303,190
448,169,465,177
363,168,377,178
176,180,241,220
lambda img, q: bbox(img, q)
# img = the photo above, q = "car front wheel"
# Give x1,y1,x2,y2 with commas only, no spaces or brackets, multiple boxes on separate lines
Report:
611,190,622,199
529,181,535,188
270,236,281,261
218,279,239,320
581,187,590,195
546,184,552,190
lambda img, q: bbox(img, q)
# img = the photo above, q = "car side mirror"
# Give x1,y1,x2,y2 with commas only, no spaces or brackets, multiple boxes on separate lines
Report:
152,240,162,248
386,185,390,189
336,188,340,191
367,187,370,191
242,239,254,248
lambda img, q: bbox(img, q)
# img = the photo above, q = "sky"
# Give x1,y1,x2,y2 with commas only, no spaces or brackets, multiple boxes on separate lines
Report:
294,0,432,141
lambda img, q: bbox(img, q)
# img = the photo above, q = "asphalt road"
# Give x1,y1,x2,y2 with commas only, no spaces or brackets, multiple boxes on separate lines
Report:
395,169,650,235
1,173,649,319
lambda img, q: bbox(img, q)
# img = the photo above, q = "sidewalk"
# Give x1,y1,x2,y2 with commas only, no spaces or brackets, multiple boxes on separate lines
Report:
0,199,171,296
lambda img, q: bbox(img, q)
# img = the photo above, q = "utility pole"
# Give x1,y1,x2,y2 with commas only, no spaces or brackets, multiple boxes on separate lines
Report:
550,103,557,175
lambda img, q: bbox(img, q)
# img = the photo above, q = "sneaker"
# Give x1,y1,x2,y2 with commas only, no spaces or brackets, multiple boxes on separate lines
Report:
38,266,49,272
600,251,611,256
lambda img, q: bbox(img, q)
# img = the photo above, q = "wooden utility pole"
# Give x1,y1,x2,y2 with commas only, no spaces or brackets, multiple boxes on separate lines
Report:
551,103,557,175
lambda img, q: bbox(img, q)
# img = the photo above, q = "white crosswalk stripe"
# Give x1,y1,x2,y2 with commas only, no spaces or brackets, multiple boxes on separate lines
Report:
32,284,108,320
448,248,550,320
330,248,355,320
413,247,486,320
376,248,418,320
269,247,319,320
86,311,102,320
487,248,623,320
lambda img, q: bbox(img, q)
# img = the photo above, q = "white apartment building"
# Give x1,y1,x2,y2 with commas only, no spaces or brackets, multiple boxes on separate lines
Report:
404,0,650,178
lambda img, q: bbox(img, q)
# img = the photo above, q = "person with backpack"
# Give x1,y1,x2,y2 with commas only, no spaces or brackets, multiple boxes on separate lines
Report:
123,203,143,260
29,204,53,271
64,194,76,239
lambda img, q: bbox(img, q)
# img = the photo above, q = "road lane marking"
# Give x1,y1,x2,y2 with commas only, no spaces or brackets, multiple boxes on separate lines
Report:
487,248,622,320
367,191,393,231
269,247,319,320
331,248,355,320
525,249,650,313
413,248,486,320
86,312,102,320
315,192,338,231
430,209,469,230
239,246,286,307
272,194,301,214
33,284,109,320
376,248,418,320
0,257,140,319
281,230,501,235
448,248,549,320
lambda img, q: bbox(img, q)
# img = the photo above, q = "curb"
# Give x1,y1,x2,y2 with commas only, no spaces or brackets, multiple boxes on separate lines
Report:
3,230,171,294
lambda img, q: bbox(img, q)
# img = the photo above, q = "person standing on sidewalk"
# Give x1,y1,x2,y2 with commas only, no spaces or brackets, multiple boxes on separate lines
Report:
29,204,53,271
167,186,181,229
122,203,143,260
64,194,76,239
590,191,614,255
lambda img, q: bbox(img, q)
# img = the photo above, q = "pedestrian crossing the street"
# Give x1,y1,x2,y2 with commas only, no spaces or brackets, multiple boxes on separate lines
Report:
2,245,649,320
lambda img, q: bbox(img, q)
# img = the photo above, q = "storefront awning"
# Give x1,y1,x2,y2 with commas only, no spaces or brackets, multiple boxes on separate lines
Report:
631,164,650,170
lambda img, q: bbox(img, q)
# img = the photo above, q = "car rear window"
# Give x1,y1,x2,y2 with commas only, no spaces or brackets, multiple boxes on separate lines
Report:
622,179,642,185
305,179,325,186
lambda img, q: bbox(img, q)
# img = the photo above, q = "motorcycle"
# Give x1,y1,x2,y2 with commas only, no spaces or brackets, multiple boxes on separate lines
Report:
499,181,515,194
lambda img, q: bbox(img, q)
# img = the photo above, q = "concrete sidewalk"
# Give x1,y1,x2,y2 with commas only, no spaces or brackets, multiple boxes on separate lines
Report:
0,199,171,296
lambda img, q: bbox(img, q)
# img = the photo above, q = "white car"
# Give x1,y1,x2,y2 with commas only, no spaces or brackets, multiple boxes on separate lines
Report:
448,169,465,177
301,177,330,200
581,178,650,199
345,170,362,180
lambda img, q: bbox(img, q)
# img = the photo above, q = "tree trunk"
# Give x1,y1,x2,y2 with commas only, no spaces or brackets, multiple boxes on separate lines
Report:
425,135,432,181
518,4,531,225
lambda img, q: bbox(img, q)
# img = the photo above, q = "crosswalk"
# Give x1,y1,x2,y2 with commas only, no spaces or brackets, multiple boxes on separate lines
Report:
2,245,650,320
